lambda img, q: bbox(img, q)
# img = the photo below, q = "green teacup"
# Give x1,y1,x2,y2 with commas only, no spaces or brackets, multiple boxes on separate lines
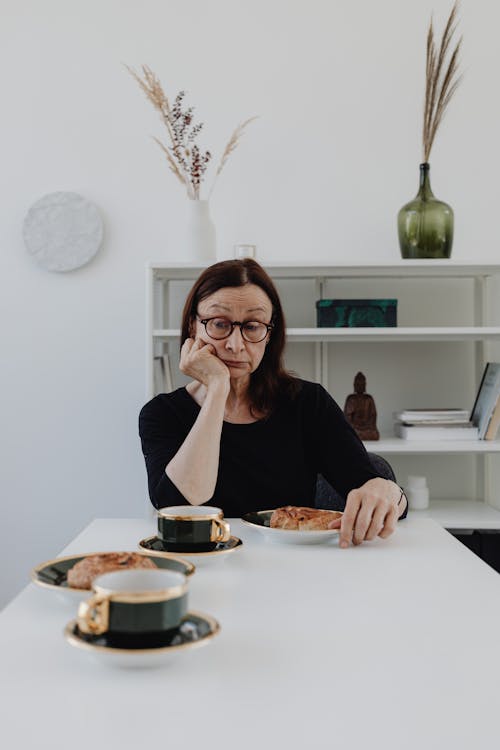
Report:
77,568,188,644
157,506,231,551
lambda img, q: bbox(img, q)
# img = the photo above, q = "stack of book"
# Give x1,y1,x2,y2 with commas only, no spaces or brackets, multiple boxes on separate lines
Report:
394,409,478,440
394,362,500,442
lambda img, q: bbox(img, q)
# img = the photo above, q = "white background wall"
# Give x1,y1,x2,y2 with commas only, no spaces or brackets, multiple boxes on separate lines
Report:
1,0,499,608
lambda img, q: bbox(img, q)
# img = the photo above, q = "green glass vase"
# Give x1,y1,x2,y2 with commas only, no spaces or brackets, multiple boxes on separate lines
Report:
398,163,453,259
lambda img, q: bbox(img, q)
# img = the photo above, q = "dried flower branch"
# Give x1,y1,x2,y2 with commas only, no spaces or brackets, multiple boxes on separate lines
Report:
208,117,259,198
151,137,187,188
422,2,462,162
127,64,256,199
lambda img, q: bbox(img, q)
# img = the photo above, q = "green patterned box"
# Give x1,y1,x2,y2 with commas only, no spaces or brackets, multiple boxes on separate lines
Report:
316,299,397,327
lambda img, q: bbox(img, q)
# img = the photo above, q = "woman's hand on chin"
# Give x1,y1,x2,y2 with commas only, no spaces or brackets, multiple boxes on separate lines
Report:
180,337,230,389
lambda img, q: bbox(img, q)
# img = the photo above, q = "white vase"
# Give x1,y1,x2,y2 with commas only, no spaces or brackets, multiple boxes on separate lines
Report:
182,199,217,262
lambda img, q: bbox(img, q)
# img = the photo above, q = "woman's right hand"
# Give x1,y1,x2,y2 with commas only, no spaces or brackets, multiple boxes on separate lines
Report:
179,337,230,388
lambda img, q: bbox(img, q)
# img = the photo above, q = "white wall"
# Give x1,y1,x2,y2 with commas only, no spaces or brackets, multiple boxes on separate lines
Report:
1,0,499,607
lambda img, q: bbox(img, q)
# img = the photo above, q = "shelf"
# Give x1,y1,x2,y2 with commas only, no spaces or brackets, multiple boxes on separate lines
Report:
364,438,500,454
153,326,500,342
413,500,500,529
148,261,500,514
150,261,500,280
287,327,500,342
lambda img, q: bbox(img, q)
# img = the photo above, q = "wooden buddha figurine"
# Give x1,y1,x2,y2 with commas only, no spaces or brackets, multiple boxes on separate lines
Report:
343,371,380,441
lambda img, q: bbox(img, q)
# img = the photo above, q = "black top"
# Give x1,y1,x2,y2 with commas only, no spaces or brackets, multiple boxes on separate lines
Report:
139,379,397,517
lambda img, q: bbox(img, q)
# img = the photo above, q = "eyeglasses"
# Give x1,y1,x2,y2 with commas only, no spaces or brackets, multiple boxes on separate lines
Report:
197,317,273,343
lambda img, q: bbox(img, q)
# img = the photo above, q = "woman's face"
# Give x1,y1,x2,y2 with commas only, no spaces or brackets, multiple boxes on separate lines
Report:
194,284,273,380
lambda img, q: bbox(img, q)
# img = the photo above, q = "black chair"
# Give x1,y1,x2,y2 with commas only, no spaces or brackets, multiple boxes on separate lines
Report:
315,453,396,510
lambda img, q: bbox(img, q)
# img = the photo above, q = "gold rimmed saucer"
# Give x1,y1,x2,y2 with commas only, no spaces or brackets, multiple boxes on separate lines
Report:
138,535,243,565
31,551,195,605
64,611,220,668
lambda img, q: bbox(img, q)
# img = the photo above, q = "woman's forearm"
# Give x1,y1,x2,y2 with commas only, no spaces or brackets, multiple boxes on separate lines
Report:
165,382,228,505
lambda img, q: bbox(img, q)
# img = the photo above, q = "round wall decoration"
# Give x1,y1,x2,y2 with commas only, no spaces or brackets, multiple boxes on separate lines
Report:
23,191,104,272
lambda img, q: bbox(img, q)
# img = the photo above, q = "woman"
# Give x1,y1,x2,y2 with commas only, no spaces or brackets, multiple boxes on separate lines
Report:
139,259,407,548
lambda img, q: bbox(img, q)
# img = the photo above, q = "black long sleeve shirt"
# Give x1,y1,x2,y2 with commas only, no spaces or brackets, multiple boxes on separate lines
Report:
139,379,403,518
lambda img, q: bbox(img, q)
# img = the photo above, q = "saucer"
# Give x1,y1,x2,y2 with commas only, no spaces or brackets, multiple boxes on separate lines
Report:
241,510,341,545
31,551,195,605
64,611,220,668
138,535,243,565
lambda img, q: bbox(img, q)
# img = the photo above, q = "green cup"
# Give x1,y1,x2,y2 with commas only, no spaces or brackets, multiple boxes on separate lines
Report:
157,506,231,551
77,569,188,644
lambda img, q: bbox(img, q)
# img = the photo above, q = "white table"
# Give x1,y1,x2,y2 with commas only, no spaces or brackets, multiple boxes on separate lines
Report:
1,517,500,750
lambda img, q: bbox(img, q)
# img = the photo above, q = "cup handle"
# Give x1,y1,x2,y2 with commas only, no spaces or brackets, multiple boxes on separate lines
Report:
77,593,111,635
211,518,231,543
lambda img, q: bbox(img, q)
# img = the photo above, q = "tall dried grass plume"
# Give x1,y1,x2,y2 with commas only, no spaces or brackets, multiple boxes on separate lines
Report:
422,2,462,163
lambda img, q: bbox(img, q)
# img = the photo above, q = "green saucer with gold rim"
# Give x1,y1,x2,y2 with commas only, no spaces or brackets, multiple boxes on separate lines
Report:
138,534,242,565
31,551,195,605
64,611,220,668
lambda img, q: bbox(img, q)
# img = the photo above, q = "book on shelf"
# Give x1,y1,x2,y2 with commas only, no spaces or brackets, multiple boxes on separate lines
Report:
394,362,500,441
395,422,479,441
153,353,173,393
470,362,500,439
393,409,470,423
484,394,500,441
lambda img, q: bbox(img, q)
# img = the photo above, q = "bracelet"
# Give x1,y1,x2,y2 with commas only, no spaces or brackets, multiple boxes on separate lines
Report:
397,487,405,506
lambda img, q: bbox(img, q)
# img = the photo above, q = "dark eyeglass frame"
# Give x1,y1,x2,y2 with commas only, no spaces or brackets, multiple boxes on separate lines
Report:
197,316,274,343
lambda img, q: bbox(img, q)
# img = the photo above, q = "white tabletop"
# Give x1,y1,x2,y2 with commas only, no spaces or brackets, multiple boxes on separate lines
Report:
1,517,500,750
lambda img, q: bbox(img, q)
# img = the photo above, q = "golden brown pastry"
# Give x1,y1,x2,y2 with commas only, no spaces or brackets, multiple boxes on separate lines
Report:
67,552,157,589
270,506,342,531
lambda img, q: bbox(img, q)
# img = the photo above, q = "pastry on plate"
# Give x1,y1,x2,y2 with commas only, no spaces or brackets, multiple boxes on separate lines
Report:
67,552,157,589
270,506,342,531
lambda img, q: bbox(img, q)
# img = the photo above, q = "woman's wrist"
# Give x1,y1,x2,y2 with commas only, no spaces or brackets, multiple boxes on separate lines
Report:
202,379,230,418
396,486,407,517
205,375,230,398
385,480,407,516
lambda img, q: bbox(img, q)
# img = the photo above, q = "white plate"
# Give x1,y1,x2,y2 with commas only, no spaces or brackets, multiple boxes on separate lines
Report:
31,551,195,606
64,611,219,669
241,510,341,545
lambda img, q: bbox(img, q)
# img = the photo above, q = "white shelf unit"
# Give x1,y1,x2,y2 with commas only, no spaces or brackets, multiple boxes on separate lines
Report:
412,500,500,530
146,260,500,529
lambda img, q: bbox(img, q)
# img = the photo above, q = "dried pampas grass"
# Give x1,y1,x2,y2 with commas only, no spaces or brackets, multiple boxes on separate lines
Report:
209,117,259,198
422,2,462,162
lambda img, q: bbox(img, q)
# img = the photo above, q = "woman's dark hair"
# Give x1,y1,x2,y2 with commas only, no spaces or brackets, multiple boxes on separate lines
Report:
180,259,299,415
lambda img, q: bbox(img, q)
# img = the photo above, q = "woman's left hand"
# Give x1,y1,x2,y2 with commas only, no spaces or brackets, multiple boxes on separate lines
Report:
328,478,405,548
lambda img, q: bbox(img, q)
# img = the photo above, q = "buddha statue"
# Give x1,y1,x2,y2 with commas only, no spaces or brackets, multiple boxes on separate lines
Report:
343,371,380,441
